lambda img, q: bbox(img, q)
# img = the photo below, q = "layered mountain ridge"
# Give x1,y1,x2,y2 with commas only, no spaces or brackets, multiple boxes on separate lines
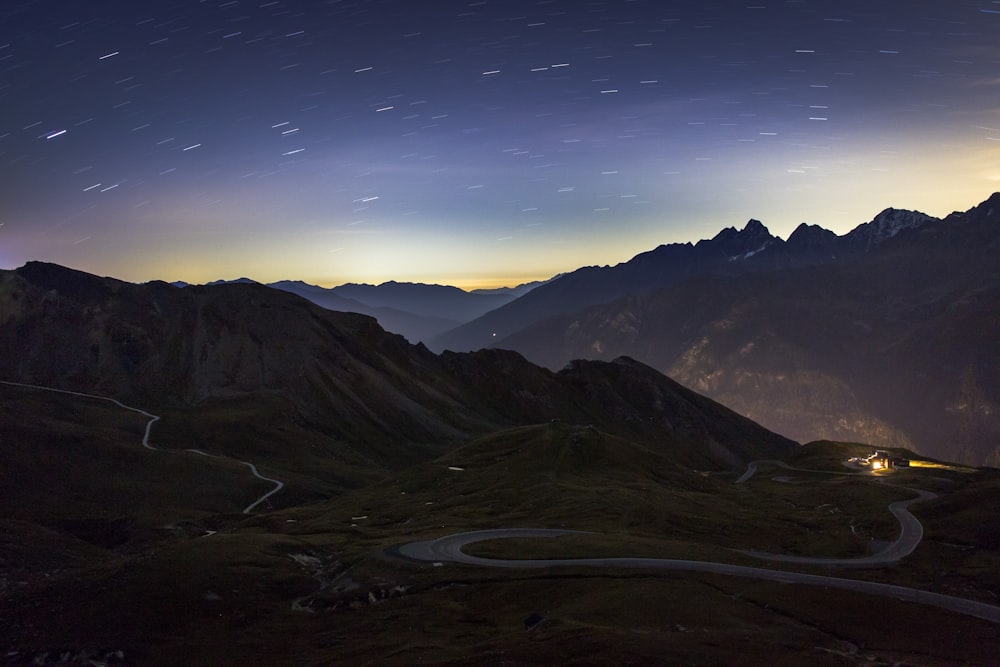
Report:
0,262,794,474
171,276,553,344
429,202,956,354
3,200,1000,665
5,194,996,468
482,194,1000,466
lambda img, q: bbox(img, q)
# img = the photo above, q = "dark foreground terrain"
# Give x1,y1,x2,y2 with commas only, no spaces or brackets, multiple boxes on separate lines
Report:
3,392,998,665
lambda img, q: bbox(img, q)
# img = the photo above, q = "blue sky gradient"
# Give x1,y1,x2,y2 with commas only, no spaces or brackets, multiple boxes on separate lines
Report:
2,0,998,287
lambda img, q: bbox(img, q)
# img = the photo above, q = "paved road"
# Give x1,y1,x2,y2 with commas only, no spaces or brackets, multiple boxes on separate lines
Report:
735,459,867,484
239,461,285,514
392,528,1000,624
2,380,161,450
733,460,761,484
734,459,935,567
2,380,283,514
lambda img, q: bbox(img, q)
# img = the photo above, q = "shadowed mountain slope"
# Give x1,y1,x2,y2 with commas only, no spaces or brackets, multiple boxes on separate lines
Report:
6,264,1000,667
496,194,1000,466
0,262,795,476
329,281,512,322
268,280,460,344
185,278,543,344
428,205,941,354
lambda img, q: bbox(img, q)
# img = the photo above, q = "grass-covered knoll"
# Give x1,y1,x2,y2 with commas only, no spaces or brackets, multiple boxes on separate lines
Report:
463,533,732,562
2,393,997,666
0,386,267,532
3,260,999,665
276,424,921,565
279,423,762,554
152,396,393,503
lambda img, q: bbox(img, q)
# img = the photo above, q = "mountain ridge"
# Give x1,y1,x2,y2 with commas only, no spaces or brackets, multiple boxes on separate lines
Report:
169,276,553,344
491,193,1000,466
427,200,951,354
0,262,795,473
4,204,1000,666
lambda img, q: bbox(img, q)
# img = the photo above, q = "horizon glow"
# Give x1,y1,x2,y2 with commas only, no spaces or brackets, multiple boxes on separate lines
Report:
1,1,998,289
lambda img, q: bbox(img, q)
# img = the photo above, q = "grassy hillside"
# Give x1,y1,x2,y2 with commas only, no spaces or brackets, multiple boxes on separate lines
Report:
2,407,999,665
1,263,997,665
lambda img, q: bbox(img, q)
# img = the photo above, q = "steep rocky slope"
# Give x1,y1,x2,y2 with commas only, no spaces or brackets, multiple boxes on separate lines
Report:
429,203,942,354
498,194,1000,465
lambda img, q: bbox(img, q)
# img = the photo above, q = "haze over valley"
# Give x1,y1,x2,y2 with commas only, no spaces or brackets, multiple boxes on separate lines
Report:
2,192,1000,665
173,193,1000,468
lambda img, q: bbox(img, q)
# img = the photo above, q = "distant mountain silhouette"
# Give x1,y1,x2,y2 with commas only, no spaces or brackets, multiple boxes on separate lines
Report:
329,281,512,322
177,277,551,344
4,212,999,667
469,278,555,297
485,194,1000,466
428,205,944,354
267,280,459,344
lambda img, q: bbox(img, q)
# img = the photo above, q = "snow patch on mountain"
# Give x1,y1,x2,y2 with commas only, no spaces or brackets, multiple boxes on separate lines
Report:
729,243,771,261
847,208,938,250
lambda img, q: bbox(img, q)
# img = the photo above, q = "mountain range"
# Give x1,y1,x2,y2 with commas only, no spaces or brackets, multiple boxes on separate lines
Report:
428,193,1000,466
18,194,995,468
172,276,552,344
0,262,793,477
3,206,1000,663
19,194,997,468
427,204,945,352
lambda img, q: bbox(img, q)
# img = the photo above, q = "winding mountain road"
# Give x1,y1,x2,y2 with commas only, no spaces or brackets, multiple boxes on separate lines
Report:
735,459,863,484
393,529,1000,624
1,380,283,514
391,463,1000,624
734,459,935,567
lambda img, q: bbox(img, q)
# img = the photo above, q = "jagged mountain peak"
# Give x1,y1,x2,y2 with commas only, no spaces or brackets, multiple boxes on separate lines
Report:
981,191,1000,210
788,221,832,238
945,191,1000,225
708,218,772,241
870,206,936,232
701,218,777,260
16,261,129,303
786,222,839,249
846,207,938,249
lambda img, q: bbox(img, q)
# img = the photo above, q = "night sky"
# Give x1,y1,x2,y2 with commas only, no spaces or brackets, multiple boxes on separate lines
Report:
2,1,998,288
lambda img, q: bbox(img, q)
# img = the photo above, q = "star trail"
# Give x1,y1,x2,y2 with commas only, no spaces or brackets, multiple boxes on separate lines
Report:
1,0,998,287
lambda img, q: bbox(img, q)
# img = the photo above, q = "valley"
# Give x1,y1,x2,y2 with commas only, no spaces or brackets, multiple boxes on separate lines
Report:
2,380,998,665
429,193,1000,468
2,201,999,664
5,0,999,660
0,380,285,516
